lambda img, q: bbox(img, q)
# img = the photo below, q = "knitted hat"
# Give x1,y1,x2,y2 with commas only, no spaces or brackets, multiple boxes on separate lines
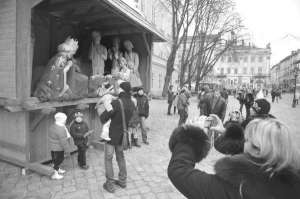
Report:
54,112,67,124
252,99,271,114
119,81,131,93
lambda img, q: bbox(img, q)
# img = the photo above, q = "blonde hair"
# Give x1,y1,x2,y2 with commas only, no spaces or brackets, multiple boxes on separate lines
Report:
245,119,300,173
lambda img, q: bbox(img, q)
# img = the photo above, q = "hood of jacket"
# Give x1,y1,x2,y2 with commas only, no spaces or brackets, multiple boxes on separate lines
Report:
214,154,300,199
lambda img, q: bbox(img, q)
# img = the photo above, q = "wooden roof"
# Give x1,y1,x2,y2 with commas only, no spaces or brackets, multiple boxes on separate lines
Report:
35,0,166,41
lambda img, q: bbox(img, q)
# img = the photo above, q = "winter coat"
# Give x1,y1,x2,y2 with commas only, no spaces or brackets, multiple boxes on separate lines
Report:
168,125,300,199
100,92,135,146
70,121,89,147
48,124,71,152
168,89,174,104
198,92,212,116
210,96,227,121
136,94,149,118
177,92,189,111
245,93,254,108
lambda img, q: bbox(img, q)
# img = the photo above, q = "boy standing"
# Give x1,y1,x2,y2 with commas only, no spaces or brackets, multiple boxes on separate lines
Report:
70,111,91,170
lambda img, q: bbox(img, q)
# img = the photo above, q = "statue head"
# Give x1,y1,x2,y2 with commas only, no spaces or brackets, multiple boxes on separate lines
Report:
124,40,134,51
112,37,121,49
57,37,78,58
92,31,101,44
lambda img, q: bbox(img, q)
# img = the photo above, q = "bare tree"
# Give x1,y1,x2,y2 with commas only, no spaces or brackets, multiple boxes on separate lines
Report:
172,0,242,91
161,0,200,96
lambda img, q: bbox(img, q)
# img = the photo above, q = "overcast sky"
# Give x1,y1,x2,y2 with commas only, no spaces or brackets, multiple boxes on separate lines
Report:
234,0,300,65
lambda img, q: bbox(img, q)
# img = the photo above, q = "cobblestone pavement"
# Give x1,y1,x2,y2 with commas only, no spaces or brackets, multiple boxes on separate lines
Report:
0,94,299,199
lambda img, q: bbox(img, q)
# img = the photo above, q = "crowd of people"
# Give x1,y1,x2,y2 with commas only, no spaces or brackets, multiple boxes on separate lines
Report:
167,86,300,198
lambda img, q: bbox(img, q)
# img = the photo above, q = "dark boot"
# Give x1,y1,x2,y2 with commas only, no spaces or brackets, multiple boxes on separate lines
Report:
133,138,141,147
103,182,115,193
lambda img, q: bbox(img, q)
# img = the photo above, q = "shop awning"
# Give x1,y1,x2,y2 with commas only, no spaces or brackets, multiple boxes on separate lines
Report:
35,0,166,42
101,0,167,42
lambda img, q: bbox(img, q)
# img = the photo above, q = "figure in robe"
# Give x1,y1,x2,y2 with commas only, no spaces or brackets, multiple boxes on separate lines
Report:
123,40,142,89
34,37,79,102
89,31,107,76
108,37,123,76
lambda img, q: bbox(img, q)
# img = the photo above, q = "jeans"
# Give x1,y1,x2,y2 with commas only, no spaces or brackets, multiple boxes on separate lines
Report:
239,103,244,115
104,143,127,185
51,151,64,171
178,109,188,126
77,145,87,166
139,116,148,142
167,103,172,114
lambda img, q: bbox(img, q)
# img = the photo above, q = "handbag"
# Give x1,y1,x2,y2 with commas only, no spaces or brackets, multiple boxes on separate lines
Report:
118,99,131,150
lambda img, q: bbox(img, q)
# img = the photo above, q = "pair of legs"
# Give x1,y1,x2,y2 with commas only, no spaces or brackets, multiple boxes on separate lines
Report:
245,106,251,119
239,103,244,115
139,116,149,144
167,102,173,115
77,145,88,168
104,143,127,192
178,109,188,126
173,106,177,114
51,151,64,171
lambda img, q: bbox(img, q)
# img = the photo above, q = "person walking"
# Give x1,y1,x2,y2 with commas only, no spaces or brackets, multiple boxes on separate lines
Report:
135,88,150,145
245,89,254,119
177,88,189,126
220,88,229,105
237,89,246,115
210,90,227,122
198,85,212,116
167,85,174,115
100,82,135,193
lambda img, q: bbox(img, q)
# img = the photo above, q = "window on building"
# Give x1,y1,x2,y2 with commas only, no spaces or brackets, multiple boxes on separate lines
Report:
227,68,231,74
221,56,225,62
233,56,238,62
234,68,238,74
220,68,224,74
243,67,247,74
228,57,232,62
258,67,263,73
244,56,248,62
251,56,255,62
251,67,254,74
259,56,263,62
159,74,162,88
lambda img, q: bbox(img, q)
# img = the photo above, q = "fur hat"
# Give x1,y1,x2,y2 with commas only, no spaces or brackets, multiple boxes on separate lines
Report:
119,81,131,94
169,125,210,162
54,112,67,123
252,99,271,114
57,37,79,53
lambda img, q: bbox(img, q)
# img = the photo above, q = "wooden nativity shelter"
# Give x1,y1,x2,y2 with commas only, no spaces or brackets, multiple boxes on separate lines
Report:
0,0,165,175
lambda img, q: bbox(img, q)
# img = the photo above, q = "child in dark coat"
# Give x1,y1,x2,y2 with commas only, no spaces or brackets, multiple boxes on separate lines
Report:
70,111,91,170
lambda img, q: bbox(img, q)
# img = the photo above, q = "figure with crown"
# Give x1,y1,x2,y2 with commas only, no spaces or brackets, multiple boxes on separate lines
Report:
34,37,79,101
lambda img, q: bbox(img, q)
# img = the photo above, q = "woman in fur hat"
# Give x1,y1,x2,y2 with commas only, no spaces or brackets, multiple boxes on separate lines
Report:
168,118,300,199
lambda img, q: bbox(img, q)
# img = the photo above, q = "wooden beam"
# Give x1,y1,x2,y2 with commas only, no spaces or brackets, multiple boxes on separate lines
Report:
142,33,151,55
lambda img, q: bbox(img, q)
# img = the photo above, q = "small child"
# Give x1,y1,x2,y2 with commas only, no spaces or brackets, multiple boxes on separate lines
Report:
96,83,116,141
48,112,72,180
70,111,91,170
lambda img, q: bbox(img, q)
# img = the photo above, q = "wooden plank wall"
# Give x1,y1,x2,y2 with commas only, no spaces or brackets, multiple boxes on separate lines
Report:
0,0,17,98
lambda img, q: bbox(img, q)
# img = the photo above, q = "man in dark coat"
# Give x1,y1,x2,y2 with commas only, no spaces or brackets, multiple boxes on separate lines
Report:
177,88,189,126
198,85,212,116
100,81,135,193
210,90,227,122
167,85,174,115
135,87,150,144
168,125,300,199
220,88,229,104
237,89,246,115
244,89,254,119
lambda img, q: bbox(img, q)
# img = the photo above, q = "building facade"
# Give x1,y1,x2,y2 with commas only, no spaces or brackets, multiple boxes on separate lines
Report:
213,43,271,89
270,50,300,90
123,0,178,96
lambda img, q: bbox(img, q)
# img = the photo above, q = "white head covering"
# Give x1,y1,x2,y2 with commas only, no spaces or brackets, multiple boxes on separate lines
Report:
54,112,71,138
57,37,79,53
124,40,134,49
256,89,265,99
